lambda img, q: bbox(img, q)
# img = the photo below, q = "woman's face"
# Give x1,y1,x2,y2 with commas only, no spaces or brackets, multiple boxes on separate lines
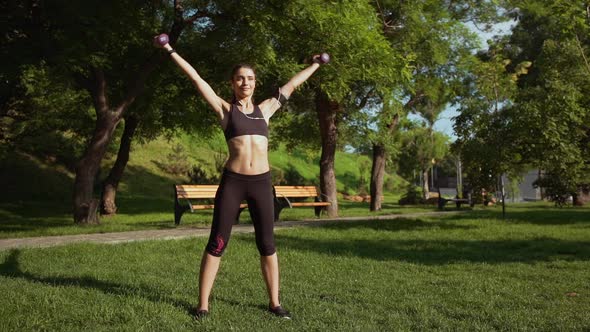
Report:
231,67,256,99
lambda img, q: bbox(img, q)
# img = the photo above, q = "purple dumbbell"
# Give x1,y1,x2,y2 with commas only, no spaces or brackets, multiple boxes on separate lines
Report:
155,33,169,46
319,52,330,64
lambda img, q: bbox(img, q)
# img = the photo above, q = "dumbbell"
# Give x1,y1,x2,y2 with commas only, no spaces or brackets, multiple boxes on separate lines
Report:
154,33,169,46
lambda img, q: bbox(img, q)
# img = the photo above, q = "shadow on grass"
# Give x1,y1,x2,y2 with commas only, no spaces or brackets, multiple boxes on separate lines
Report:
0,206,73,234
278,234,590,264
0,159,181,228
277,218,590,264
309,218,475,232
435,205,590,225
0,202,176,235
0,249,195,315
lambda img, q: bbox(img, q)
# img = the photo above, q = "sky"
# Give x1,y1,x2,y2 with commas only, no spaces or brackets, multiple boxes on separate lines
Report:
407,21,515,141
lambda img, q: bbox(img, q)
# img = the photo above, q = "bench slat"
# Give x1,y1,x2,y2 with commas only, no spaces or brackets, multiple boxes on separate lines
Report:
191,203,248,210
290,202,331,207
276,189,318,193
176,185,219,189
178,194,216,199
277,194,319,198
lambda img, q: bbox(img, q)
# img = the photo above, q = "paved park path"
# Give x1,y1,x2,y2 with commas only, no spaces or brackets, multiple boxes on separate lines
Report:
0,211,462,250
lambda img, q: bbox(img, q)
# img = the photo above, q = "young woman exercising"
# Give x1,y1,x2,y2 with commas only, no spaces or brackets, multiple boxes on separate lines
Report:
154,35,326,319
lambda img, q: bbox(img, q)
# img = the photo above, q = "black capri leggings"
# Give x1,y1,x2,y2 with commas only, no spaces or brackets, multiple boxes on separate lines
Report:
206,169,275,257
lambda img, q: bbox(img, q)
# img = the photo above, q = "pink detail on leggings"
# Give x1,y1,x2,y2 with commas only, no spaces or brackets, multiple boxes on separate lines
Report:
213,235,225,255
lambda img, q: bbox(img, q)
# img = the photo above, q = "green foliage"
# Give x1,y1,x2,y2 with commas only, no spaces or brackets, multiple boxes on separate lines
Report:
453,40,531,193
0,0,215,193
277,0,403,100
398,183,423,205
2,63,94,168
157,144,191,176
498,1,590,198
353,0,500,190
533,172,576,207
188,164,220,184
398,123,450,179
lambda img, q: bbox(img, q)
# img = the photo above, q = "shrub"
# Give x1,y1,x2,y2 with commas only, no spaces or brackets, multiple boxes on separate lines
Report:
158,144,190,176
188,164,219,184
398,184,423,205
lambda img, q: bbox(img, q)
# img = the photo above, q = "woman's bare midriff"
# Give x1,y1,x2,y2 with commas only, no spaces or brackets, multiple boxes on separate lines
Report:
224,135,270,175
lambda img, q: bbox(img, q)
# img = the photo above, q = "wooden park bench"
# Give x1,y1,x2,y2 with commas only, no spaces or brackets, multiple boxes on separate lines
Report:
437,188,474,210
174,184,331,225
273,186,331,221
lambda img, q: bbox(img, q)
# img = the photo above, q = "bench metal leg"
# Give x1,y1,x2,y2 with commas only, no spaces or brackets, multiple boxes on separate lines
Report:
438,197,446,211
174,201,190,225
273,199,289,222
314,197,326,217
314,206,324,217
274,206,284,222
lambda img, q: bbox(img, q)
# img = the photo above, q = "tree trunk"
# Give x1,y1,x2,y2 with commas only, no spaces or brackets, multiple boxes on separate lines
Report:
73,111,121,224
370,144,386,211
369,111,399,211
101,115,139,215
421,168,430,200
574,185,590,206
316,92,339,217
71,3,188,224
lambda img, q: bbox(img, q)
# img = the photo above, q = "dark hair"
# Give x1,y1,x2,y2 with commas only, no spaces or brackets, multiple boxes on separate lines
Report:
230,63,256,80
230,64,256,104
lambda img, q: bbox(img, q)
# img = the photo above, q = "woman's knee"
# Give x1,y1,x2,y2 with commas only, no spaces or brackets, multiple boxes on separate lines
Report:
257,239,276,256
206,234,229,257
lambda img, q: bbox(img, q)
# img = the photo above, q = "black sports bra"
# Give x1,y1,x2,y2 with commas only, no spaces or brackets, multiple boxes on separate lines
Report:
223,103,269,141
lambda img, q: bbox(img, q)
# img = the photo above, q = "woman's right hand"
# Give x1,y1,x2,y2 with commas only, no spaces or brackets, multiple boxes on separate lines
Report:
153,34,170,49
312,53,330,64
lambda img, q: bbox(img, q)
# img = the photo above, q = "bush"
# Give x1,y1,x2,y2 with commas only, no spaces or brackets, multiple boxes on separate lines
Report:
158,144,191,176
533,174,575,207
272,165,309,186
398,184,423,205
188,164,219,184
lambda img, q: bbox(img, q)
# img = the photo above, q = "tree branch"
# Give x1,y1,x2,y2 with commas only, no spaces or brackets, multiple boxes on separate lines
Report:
357,88,376,109
404,91,426,109
386,113,400,134
91,68,109,114
115,0,195,115
574,32,590,77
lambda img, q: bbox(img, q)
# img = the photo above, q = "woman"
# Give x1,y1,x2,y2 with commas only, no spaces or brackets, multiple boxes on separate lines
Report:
154,36,325,320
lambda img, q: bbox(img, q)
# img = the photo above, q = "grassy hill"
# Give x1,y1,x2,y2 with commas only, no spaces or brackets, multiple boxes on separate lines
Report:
0,132,408,236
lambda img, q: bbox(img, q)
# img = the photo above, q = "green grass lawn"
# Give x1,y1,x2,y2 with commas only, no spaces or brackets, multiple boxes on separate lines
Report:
1,204,589,331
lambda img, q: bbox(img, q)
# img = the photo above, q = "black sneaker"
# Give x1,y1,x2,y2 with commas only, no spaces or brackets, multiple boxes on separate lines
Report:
268,305,292,319
192,308,209,320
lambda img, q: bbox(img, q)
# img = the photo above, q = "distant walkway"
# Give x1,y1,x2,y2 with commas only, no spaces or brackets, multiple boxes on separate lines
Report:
0,211,463,250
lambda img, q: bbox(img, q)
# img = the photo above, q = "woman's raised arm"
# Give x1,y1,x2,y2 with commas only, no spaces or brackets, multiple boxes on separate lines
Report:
260,54,329,118
280,54,328,97
154,35,229,118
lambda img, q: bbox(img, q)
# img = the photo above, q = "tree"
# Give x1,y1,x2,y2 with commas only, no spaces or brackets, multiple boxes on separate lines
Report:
368,97,404,211
104,0,404,218
2,0,216,223
501,0,590,205
364,0,500,210
235,0,402,217
453,37,532,215
398,122,450,200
